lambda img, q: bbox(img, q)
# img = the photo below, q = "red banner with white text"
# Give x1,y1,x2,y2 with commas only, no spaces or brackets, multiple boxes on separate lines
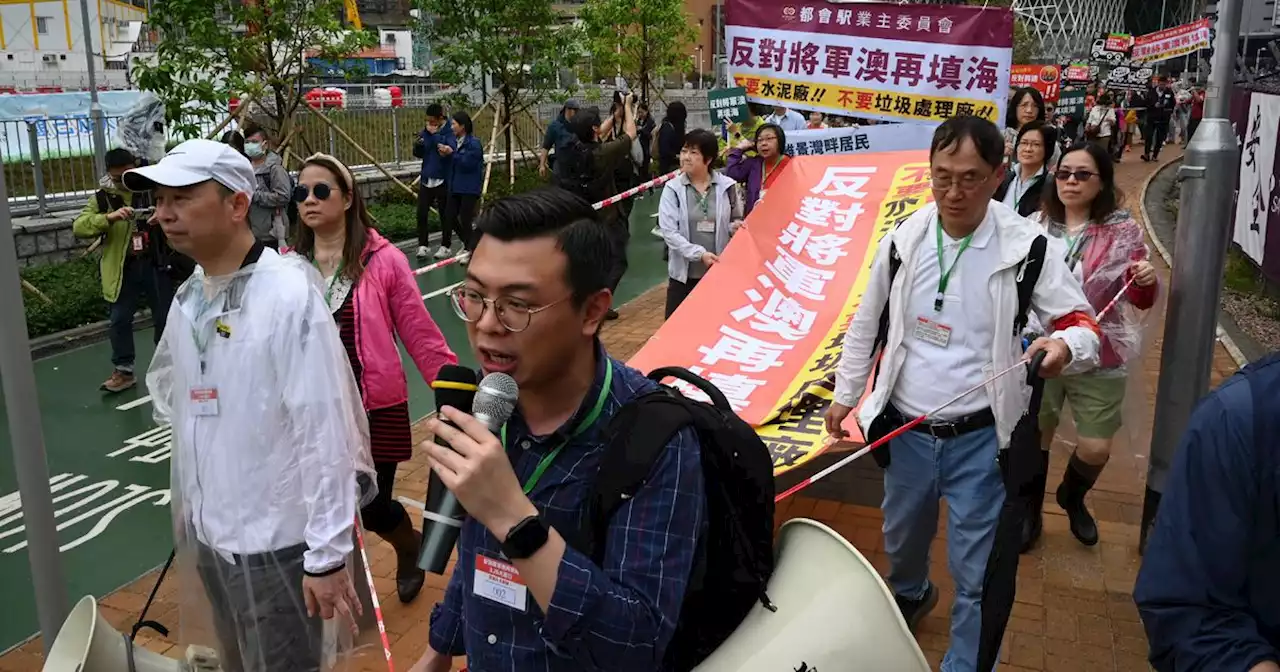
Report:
629,152,934,474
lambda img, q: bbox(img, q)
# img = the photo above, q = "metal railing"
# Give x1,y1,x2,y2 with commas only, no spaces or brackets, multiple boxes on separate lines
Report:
3,88,714,218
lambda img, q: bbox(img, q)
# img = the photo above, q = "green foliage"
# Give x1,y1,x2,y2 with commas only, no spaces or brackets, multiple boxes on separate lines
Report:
365,164,546,242
579,0,698,101
415,0,579,116
132,0,374,142
22,257,109,339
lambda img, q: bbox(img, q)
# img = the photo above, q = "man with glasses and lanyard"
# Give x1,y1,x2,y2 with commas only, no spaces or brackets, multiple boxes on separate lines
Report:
407,188,705,672
823,117,1101,672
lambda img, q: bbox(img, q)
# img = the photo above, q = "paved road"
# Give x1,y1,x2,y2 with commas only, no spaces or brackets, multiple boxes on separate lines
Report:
0,196,667,653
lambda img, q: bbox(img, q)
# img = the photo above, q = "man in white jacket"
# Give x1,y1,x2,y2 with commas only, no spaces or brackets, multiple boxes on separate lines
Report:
824,117,1101,672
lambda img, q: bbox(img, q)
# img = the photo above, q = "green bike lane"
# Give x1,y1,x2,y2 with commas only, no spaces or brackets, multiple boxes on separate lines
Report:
0,196,666,653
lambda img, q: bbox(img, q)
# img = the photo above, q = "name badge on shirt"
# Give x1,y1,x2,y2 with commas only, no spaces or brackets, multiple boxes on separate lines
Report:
474,553,527,611
189,387,220,416
131,232,145,253
696,219,715,234
914,316,952,348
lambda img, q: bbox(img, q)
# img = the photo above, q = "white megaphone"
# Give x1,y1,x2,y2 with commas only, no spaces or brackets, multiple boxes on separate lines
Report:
42,596,222,672
694,518,931,672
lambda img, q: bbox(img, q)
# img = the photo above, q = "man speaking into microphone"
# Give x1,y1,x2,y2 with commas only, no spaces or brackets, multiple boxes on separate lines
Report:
409,189,706,672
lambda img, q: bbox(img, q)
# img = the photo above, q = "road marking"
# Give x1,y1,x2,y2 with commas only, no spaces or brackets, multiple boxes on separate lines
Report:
115,395,153,411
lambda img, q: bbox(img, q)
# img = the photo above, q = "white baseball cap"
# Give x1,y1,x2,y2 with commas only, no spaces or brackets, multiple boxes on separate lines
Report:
123,138,256,196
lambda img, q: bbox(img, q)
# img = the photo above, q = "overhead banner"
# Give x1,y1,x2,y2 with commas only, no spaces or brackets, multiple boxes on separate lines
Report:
725,1,1013,127
629,151,934,474
783,123,933,157
1131,19,1211,64
1010,64,1061,103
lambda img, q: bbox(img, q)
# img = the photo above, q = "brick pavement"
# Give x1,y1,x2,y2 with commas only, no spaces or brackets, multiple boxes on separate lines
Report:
0,153,1243,672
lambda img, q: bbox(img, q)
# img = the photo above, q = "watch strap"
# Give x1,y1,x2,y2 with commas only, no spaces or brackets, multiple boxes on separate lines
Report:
502,515,549,560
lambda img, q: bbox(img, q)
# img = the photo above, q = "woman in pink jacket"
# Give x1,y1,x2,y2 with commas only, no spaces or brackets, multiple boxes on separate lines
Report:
292,153,457,604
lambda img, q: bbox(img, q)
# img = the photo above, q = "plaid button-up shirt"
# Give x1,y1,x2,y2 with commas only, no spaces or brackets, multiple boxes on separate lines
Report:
428,347,706,671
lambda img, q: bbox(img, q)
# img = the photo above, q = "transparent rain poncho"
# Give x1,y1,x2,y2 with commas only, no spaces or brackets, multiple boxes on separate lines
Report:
1030,208,1161,464
147,249,386,671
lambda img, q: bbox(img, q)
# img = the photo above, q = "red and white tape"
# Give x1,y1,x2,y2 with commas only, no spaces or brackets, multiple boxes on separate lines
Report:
353,522,395,672
413,252,470,277
592,170,681,210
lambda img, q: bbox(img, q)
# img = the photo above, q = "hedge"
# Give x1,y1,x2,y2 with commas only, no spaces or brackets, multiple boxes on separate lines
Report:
21,164,546,341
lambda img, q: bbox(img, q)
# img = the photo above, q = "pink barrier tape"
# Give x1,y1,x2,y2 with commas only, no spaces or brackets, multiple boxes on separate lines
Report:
413,252,470,277
592,170,681,210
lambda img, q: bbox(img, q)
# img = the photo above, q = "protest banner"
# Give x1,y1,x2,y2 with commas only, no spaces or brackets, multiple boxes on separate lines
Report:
783,123,932,157
709,86,751,124
1130,19,1211,64
1090,36,1130,67
1010,64,1061,103
1057,86,1088,118
1062,62,1091,83
725,1,1012,127
629,151,934,474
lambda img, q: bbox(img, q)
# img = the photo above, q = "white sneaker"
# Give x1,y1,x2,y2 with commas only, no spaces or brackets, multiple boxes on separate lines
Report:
650,226,663,238
416,246,429,259
433,245,452,259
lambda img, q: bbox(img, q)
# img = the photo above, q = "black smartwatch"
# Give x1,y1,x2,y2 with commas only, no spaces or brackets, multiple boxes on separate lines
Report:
501,515,550,560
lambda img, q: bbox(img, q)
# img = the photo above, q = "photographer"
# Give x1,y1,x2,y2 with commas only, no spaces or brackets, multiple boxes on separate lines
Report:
73,147,189,394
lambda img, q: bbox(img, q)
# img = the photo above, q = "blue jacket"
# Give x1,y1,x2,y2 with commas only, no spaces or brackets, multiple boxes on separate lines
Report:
415,127,455,182
447,134,484,196
542,115,574,156
1135,352,1280,671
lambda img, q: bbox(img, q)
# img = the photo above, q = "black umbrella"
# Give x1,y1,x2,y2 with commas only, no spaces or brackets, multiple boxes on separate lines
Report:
977,350,1048,671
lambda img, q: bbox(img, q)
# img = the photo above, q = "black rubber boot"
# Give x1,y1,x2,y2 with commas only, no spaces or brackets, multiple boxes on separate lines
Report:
1056,453,1104,546
1019,450,1050,554
381,517,426,603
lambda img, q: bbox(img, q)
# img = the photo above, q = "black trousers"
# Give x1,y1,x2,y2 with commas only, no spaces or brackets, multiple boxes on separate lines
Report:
1187,117,1202,145
1145,121,1170,159
601,208,630,294
108,255,174,372
444,193,479,251
417,182,447,248
665,276,701,318
196,543,321,672
360,460,408,535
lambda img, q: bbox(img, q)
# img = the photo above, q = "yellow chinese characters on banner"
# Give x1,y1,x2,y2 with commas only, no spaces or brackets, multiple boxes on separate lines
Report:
732,73,999,124
628,152,934,475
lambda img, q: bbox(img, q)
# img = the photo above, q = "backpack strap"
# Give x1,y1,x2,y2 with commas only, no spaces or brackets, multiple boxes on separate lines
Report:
580,389,691,566
870,241,902,359
1012,235,1048,336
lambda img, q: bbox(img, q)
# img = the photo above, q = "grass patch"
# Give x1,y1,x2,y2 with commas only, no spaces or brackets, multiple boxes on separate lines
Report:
21,256,110,339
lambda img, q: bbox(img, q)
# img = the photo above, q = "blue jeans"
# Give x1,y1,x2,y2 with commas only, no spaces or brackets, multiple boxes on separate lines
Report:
109,256,173,373
882,425,1004,672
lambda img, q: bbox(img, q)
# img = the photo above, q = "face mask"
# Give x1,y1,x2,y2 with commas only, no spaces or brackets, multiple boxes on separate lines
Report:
245,141,266,158
100,174,122,190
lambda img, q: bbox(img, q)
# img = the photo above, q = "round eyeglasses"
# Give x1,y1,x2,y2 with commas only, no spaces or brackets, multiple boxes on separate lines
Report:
448,285,568,333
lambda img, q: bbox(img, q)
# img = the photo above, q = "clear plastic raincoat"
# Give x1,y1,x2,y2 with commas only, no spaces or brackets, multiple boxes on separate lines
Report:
147,246,384,671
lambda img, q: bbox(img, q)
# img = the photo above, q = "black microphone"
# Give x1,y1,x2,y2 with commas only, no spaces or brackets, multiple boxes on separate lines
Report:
418,365,479,574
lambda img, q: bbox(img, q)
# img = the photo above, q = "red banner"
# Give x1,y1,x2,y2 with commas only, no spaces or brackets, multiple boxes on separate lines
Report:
629,152,934,474
1132,19,1211,64
1010,64,1061,103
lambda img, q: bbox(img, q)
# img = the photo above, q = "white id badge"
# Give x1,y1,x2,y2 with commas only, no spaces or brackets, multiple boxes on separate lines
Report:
189,387,220,416
914,316,952,348
696,219,715,233
474,553,527,611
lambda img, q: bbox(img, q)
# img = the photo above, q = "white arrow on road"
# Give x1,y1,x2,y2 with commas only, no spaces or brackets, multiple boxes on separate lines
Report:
115,395,152,411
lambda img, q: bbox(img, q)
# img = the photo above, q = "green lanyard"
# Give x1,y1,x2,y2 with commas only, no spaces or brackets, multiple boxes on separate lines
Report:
934,216,974,312
313,258,345,305
692,186,710,219
1063,230,1088,270
502,363,613,495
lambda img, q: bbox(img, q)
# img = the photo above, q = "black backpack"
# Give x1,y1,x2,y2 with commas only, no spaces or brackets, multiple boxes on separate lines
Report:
575,366,776,671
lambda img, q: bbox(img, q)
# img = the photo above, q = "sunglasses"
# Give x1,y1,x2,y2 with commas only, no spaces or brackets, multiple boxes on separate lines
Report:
1054,169,1097,183
292,183,335,202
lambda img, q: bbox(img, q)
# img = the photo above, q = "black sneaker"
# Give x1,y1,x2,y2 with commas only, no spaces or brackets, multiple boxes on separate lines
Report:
893,582,939,633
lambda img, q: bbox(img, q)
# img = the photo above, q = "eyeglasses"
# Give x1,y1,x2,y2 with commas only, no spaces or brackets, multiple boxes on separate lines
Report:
293,183,334,202
1018,141,1044,150
448,285,569,333
1054,169,1098,183
930,172,992,192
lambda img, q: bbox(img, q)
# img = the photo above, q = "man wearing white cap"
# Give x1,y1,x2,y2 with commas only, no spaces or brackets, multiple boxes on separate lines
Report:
126,139,378,671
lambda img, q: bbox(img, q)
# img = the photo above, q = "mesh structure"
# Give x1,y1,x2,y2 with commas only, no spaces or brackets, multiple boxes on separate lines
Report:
1014,0,1126,60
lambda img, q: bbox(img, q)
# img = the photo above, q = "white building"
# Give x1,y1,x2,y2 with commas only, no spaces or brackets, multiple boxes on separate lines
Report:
0,0,150,90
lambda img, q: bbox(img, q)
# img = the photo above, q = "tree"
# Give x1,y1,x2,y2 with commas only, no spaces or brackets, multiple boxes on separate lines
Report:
578,0,698,102
963,0,1041,63
132,0,373,148
417,0,580,181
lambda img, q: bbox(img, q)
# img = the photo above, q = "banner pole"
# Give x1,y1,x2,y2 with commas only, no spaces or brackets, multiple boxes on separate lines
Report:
0,159,70,652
